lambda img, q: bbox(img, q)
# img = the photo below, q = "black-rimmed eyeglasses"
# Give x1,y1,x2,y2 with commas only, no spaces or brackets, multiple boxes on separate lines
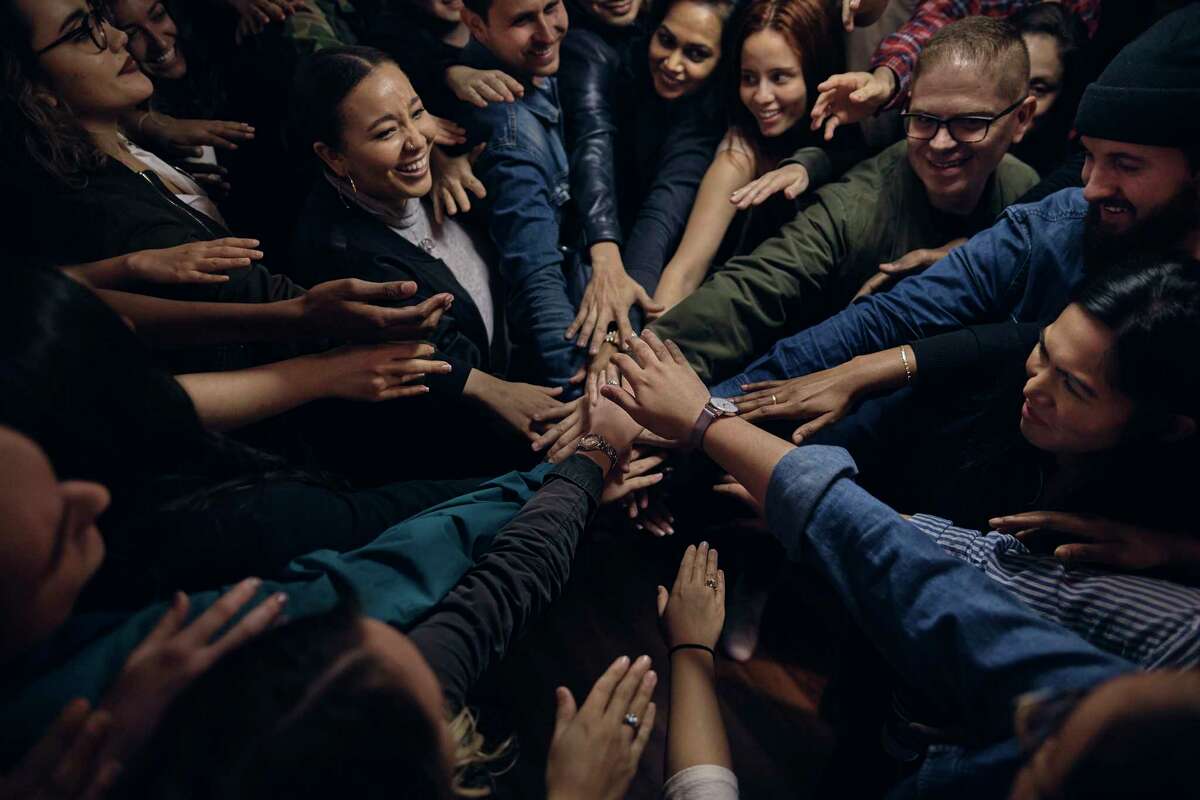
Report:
34,2,113,58
901,96,1027,144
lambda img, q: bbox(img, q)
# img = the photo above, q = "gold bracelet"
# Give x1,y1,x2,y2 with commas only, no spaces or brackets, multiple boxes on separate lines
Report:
899,346,913,384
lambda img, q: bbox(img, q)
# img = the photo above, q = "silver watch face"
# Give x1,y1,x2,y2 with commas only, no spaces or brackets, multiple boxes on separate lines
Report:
709,397,739,416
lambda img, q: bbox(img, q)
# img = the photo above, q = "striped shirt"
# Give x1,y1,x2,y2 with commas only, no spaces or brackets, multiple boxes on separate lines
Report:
909,514,1200,668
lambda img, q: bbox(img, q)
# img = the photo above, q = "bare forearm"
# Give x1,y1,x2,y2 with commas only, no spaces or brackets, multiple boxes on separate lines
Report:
93,288,306,347
666,651,731,776
702,417,795,508
60,256,132,289
177,356,326,431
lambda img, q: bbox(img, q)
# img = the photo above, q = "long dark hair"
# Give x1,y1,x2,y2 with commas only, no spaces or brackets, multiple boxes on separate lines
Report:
290,45,395,153
1074,256,1200,430
725,0,835,162
0,267,319,522
129,604,456,799
0,0,108,185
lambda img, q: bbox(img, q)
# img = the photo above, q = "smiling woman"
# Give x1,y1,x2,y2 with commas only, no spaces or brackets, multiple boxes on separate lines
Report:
647,0,731,100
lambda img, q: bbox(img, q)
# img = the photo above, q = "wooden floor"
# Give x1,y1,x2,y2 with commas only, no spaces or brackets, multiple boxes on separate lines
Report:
471,507,860,798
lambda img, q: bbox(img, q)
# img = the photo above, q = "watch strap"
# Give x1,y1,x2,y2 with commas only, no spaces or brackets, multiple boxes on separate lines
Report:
576,433,619,473
688,403,718,451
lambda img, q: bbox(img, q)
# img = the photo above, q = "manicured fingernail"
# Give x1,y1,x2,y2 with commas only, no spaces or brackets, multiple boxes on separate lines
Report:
636,654,650,666
618,655,630,666
247,577,262,589
646,670,657,684
700,541,708,548
274,592,289,605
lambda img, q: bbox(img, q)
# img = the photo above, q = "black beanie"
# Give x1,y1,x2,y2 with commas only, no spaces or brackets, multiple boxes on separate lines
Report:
1074,4,1200,148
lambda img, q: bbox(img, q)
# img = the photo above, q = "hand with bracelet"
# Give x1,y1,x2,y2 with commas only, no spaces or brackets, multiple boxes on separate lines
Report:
730,344,917,442
657,543,733,780
573,394,645,480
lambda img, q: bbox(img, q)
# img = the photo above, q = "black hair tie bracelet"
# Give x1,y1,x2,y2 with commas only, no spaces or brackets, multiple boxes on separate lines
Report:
669,643,716,659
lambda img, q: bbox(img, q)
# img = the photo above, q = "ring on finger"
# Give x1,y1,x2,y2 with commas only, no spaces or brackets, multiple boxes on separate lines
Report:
604,330,619,344
623,712,640,730
704,575,719,590
771,394,778,405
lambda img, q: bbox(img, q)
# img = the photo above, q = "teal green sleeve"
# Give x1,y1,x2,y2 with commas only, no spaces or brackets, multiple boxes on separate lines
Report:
0,465,551,765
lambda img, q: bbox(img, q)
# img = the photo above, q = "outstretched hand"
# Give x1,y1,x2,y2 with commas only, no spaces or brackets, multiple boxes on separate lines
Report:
298,279,453,341
991,512,1190,572
446,65,525,108
566,248,665,356
431,143,487,225
809,69,896,141
124,238,264,285
545,655,657,800
99,579,287,764
601,330,709,443
658,542,725,649
728,163,810,210
0,700,121,800
853,239,965,300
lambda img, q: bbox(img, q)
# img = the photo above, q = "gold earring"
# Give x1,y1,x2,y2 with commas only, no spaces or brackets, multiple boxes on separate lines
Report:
348,174,358,194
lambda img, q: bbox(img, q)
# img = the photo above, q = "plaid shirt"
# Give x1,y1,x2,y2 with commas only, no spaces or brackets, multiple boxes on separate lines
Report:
871,0,1101,108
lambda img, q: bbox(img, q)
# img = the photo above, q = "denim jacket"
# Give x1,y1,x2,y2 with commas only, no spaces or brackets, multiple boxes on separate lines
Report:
455,41,582,387
710,188,1090,396
764,446,1132,798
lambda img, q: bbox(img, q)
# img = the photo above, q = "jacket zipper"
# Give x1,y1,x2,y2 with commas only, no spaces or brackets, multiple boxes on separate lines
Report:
138,171,224,238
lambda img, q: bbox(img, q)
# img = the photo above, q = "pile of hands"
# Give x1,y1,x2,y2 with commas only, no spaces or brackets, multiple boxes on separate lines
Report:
544,543,726,800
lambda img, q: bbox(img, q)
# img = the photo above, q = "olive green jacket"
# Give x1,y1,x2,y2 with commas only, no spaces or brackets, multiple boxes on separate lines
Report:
651,141,1038,385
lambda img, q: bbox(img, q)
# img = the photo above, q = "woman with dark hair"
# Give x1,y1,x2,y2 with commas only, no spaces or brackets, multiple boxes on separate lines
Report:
289,47,595,453
1008,2,1090,175
556,0,738,384
732,255,1200,586
651,0,857,316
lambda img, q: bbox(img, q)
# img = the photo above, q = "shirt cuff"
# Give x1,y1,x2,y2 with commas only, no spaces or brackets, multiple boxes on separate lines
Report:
764,446,859,560
546,453,605,508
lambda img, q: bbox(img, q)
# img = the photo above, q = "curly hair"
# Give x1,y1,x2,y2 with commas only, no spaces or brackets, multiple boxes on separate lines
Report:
0,1,107,185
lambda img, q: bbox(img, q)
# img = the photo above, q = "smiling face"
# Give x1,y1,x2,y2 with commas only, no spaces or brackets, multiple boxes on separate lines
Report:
462,0,567,77
584,0,642,27
314,64,436,205
111,0,187,81
1019,303,1136,455
1080,136,1198,247
738,29,807,137
648,0,724,100
0,428,109,662
906,59,1034,215
1022,32,1062,126
413,0,465,23
16,0,154,122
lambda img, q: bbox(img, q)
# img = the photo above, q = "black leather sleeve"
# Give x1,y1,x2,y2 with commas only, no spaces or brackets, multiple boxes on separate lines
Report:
559,29,625,249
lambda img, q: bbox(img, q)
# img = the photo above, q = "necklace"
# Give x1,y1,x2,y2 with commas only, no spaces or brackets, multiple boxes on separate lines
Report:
419,238,436,254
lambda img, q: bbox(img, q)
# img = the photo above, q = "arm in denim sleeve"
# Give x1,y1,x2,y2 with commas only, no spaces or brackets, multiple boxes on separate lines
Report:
560,30,623,249
764,445,1133,741
709,206,1036,394
622,111,724,293
475,143,565,286
869,0,971,109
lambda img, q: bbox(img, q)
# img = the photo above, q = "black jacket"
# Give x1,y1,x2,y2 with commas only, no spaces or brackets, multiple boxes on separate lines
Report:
289,177,508,396
559,27,724,293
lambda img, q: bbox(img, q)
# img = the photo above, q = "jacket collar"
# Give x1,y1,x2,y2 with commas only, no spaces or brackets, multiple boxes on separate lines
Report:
463,39,560,125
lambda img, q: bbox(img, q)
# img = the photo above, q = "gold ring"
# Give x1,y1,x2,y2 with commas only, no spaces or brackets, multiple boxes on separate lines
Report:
771,394,778,405
705,576,719,590
604,330,619,344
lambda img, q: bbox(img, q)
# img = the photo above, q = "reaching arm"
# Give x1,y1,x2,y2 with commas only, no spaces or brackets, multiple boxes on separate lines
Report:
653,141,756,315
176,343,447,431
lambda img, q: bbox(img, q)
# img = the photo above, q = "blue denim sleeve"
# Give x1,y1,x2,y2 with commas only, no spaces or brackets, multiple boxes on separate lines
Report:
764,446,1133,742
474,137,582,387
709,203,1038,396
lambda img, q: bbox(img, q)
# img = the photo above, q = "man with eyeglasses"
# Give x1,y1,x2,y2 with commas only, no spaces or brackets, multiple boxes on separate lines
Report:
649,17,1038,386
699,4,1200,402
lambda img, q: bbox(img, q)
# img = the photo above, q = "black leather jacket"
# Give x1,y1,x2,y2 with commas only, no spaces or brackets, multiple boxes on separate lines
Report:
559,26,724,293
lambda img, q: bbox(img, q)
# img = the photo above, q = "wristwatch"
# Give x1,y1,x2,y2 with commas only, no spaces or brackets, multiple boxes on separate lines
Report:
689,397,739,450
576,433,619,474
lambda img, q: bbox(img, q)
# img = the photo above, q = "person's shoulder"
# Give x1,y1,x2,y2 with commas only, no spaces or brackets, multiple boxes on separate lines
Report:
994,153,1039,196
1003,186,1088,226
561,28,619,64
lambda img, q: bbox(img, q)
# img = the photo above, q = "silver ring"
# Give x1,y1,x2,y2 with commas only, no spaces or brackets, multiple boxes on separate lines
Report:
607,378,620,386
705,577,719,590
623,712,639,729
771,394,778,405
604,330,620,344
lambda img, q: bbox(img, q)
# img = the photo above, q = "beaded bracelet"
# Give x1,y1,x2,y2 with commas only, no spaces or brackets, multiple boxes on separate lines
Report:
899,346,913,384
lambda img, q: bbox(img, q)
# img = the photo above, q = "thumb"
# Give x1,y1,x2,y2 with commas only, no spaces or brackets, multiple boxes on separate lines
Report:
540,385,565,396
792,413,834,444
600,383,639,417
469,141,487,163
656,585,669,617
637,287,666,312
553,686,577,734
880,250,926,274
